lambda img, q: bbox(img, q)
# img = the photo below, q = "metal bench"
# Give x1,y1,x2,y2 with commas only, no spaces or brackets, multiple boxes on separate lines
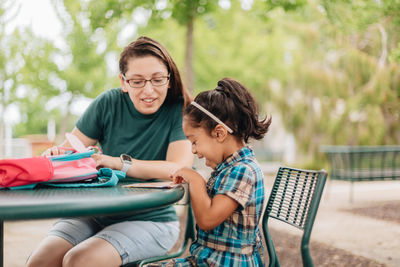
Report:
320,145,400,202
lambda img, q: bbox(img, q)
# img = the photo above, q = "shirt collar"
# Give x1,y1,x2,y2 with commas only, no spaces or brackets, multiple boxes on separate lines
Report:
214,146,254,173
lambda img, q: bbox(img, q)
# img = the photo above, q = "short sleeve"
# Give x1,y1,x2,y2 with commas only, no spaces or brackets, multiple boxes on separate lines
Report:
168,101,186,143
75,93,106,140
216,165,255,209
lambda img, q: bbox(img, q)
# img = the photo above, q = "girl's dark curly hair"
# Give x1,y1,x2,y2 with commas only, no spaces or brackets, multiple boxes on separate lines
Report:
185,78,271,143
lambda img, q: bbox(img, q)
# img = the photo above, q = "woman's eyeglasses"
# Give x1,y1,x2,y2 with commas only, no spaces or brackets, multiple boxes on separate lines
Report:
122,74,170,88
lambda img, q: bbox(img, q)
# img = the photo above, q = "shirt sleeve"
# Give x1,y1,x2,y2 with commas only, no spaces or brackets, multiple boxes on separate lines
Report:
75,93,106,140
168,101,187,143
216,165,255,209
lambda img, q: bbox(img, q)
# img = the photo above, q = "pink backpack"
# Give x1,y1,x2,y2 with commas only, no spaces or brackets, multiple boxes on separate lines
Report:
0,133,123,189
0,156,54,187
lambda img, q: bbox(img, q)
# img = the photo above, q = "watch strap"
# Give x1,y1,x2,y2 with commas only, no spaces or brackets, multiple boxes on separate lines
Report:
120,154,132,173
121,162,131,173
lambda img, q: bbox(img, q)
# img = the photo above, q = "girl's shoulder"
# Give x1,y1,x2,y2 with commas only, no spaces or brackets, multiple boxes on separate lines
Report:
222,146,259,170
228,160,261,180
225,149,263,181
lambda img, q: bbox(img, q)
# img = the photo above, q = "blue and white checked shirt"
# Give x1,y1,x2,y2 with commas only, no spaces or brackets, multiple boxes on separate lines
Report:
162,146,265,267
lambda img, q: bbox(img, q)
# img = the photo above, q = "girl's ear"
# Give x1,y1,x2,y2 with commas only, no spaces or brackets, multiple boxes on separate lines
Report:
120,74,129,93
213,124,228,141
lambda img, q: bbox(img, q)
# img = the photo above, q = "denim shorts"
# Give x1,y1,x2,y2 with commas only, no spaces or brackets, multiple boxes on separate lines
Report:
48,218,180,265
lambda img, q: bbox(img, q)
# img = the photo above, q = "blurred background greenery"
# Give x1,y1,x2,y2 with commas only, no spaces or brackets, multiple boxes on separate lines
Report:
0,0,399,168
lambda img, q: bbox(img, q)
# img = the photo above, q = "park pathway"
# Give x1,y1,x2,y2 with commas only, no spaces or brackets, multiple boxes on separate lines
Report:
267,179,400,267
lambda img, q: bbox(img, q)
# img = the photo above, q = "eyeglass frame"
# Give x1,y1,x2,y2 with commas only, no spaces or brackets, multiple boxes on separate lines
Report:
121,73,170,88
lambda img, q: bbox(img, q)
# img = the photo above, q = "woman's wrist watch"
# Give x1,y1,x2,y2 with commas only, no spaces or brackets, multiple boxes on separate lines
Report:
120,154,132,173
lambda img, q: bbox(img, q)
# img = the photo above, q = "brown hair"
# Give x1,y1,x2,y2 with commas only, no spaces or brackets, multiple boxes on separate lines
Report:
119,36,191,107
184,78,272,143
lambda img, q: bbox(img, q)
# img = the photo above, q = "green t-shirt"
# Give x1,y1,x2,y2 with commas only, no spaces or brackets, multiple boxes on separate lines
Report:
76,88,186,224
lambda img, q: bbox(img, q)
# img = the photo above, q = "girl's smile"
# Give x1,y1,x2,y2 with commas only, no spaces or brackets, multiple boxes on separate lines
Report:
182,119,222,169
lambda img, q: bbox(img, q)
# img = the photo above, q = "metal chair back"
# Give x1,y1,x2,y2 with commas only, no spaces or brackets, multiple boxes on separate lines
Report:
262,166,327,267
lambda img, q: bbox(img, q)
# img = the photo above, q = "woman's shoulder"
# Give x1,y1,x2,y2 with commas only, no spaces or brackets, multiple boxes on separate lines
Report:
97,88,123,99
92,88,124,105
166,96,184,107
162,96,184,113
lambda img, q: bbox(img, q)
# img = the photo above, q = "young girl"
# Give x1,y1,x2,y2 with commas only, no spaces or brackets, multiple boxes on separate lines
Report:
165,78,272,266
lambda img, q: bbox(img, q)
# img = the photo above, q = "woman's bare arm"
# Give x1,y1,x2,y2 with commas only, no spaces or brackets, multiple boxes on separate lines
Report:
92,139,193,180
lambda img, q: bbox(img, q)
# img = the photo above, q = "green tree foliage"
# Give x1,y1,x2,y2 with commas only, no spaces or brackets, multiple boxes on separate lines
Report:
47,0,112,139
0,1,61,141
87,0,219,92
131,1,284,100
3,0,112,140
264,0,307,11
83,0,400,166
3,0,399,168
12,29,63,136
261,0,400,166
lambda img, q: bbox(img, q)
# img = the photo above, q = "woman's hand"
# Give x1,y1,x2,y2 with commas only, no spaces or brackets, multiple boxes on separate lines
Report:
42,128,98,157
91,154,122,170
171,167,203,184
42,146,70,156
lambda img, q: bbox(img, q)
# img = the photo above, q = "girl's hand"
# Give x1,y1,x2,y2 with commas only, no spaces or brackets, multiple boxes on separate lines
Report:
92,154,121,170
173,175,184,184
171,167,202,184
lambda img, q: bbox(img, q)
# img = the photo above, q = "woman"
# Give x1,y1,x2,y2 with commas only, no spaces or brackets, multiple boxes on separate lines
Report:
27,36,193,267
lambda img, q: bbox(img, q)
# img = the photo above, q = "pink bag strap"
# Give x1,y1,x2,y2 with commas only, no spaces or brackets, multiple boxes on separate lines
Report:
66,133,88,153
56,147,76,154
65,133,102,154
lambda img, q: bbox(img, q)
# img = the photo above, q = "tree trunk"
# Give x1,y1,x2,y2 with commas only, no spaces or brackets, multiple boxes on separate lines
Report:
184,14,194,93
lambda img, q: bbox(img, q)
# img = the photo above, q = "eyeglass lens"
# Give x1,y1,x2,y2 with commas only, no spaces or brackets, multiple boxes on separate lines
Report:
123,75,169,88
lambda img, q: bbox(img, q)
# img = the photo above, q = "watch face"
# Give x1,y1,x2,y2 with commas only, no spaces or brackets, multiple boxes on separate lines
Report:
121,154,131,162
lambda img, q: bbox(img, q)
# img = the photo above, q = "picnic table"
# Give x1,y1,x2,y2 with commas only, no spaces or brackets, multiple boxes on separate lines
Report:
0,182,185,267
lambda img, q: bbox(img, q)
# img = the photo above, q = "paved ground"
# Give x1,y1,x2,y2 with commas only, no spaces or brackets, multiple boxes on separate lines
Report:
265,178,400,267
314,180,400,266
3,178,400,267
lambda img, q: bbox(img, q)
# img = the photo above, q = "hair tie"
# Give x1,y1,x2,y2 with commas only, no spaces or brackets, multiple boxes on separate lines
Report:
215,86,226,93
